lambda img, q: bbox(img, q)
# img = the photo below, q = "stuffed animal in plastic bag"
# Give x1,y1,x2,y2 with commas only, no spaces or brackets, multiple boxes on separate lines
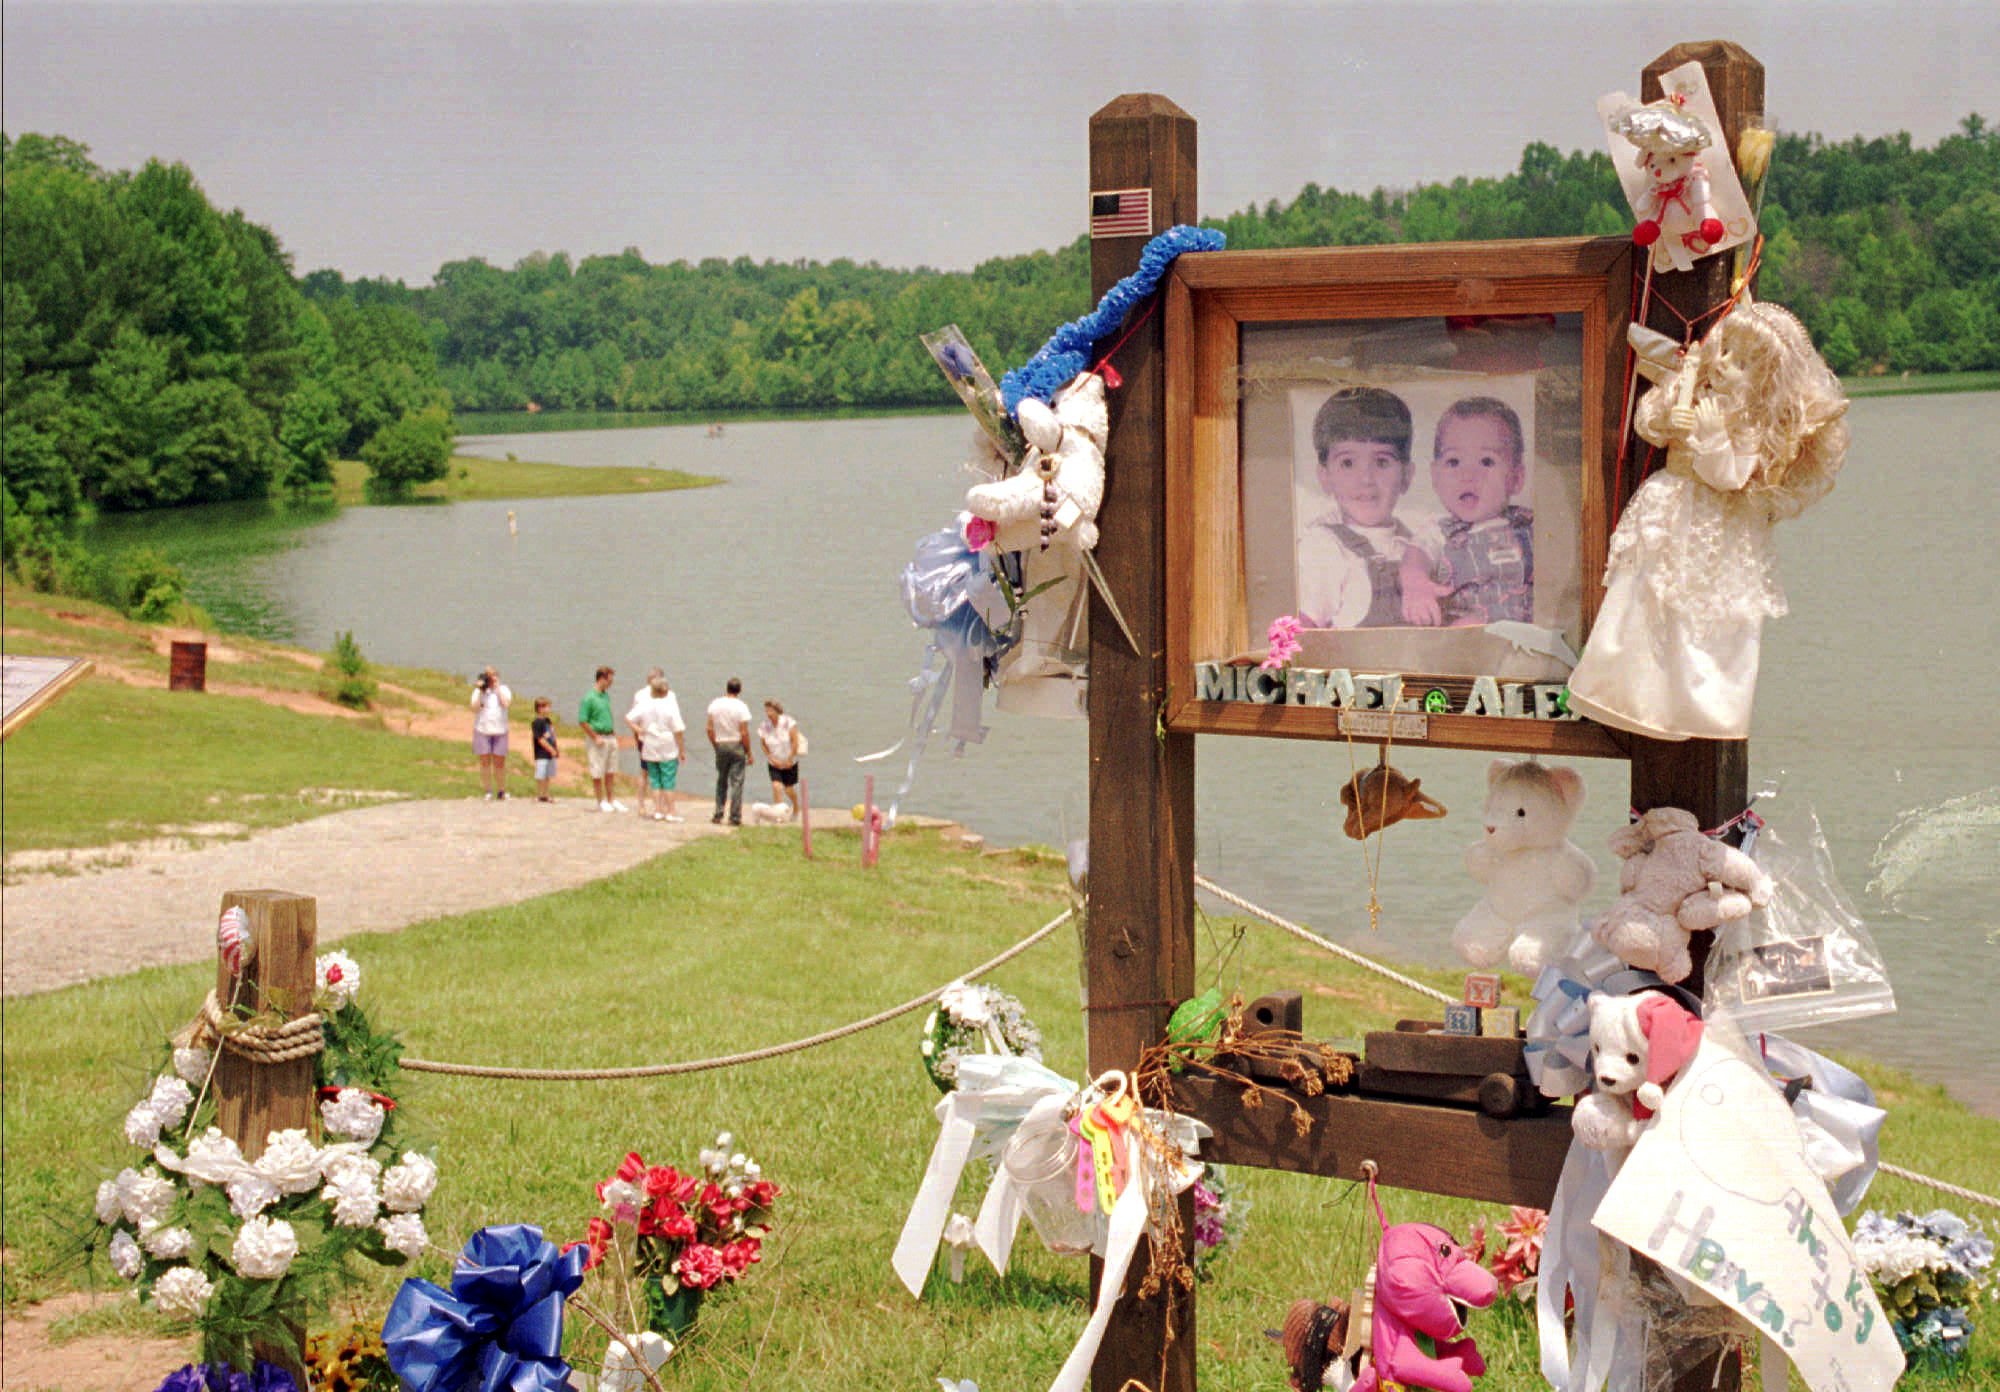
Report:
961,372,1108,717
1353,1222,1497,1392
1453,760,1595,975
1590,808,1772,984
1609,98,1725,272
1570,991,1704,1153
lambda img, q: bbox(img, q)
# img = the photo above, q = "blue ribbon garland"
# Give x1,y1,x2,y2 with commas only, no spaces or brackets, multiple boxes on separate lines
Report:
383,1224,587,1392
999,225,1225,413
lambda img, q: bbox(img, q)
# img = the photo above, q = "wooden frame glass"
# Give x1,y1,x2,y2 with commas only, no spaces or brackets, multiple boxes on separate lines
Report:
1164,236,1635,758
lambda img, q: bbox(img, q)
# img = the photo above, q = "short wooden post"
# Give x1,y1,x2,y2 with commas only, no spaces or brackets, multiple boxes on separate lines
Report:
1085,93,1199,1392
1630,43,1763,1392
862,774,879,868
169,640,207,692
799,776,814,859
213,890,321,1160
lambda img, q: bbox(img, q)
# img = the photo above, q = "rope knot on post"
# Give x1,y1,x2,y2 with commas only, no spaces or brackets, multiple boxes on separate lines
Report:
192,989,325,1065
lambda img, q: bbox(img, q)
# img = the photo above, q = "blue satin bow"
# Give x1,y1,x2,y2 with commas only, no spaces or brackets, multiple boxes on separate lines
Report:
383,1224,587,1392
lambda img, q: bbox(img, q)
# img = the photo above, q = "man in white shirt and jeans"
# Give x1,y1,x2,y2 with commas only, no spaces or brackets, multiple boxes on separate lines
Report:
706,677,755,826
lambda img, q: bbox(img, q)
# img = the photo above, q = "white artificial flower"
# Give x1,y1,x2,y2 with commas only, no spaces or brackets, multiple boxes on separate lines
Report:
143,1225,194,1260
315,951,361,1010
382,1152,438,1213
319,1088,385,1145
108,1229,143,1280
124,1100,166,1148
148,1076,195,1130
225,1171,280,1221
939,981,993,1028
117,1168,177,1228
172,1046,213,1086
322,1149,381,1189
377,1212,428,1261
599,1177,643,1213
151,1265,215,1318
175,1128,250,1186
231,1216,299,1280
95,1179,123,1225
253,1129,323,1194
324,1169,381,1228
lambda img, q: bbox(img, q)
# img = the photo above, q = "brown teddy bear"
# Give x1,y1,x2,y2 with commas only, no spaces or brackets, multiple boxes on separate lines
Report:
1589,807,1772,983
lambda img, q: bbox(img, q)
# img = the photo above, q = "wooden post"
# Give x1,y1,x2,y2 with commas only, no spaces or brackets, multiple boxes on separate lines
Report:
863,774,879,868
1631,43,1763,1392
1086,94,1199,1392
799,776,813,859
213,890,320,1161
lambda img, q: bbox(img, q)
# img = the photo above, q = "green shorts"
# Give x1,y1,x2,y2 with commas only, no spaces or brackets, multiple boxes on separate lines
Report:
647,758,679,791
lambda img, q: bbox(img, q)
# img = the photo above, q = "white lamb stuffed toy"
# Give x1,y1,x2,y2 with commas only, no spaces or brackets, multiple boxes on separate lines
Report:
1453,759,1597,975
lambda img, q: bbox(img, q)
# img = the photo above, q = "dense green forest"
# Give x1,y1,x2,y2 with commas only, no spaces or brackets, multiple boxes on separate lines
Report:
1,133,449,537
299,116,1996,414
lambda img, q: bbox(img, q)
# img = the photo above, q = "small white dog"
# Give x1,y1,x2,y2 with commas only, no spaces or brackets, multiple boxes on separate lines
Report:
1570,991,1704,1152
742,801,795,827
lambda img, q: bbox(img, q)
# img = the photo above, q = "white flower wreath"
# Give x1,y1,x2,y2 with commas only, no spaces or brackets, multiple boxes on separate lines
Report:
919,980,1044,1093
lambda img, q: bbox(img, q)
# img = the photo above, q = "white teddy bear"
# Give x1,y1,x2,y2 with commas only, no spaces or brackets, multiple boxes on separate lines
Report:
1570,991,1704,1153
960,372,1109,719
1453,760,1597,975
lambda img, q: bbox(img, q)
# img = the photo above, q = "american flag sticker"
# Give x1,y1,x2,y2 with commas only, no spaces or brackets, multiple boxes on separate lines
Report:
1089,188,1153,239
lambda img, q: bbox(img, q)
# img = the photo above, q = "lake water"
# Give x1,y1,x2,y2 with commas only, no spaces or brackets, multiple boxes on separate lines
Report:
95,394,2000,1115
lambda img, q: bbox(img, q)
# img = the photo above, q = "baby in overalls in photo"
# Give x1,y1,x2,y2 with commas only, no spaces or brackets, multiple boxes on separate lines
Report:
1296,387,1416,630
1400,396,1534,627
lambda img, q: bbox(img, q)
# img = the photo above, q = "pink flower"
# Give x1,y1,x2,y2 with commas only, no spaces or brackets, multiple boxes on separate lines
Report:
1260,614,1303,670
965,516,996,552
1490,1206,1547,1296
675,1242,726,1290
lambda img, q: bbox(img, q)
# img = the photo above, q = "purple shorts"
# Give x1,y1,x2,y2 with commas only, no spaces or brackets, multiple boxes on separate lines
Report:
473,731,508,757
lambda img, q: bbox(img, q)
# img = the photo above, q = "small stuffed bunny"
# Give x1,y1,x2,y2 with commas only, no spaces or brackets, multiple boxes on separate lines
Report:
1589,808,1771,984
1570,992,1705,1153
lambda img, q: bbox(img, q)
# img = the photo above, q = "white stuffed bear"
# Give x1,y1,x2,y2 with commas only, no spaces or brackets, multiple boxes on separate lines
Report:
1570,991,1704,1153
1454,760,1597,975
1590,807,1772,985
961,372,1109,719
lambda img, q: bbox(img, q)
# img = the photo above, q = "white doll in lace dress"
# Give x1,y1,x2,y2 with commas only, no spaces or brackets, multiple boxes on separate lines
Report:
1567,300,1848,740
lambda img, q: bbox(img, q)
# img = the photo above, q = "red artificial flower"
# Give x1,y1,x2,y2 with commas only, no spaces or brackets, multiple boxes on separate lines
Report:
745,1179,780,1209
675,1242,726,1291
562,1216,615,1271
645,1165,698,1205
1490,1206,1548,1296
700,1182,738,1227
595,1151,648,1205
719,1237,761,1277
660,1206,697,1242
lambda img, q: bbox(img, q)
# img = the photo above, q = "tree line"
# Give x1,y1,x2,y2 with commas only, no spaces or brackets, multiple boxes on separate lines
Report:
302,115,1994,415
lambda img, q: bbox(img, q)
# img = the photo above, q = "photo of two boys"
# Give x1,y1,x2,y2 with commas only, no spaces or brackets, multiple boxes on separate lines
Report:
1292,380,1538,633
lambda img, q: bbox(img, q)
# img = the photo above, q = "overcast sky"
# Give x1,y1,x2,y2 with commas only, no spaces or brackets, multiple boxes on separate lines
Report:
7,2,1996,286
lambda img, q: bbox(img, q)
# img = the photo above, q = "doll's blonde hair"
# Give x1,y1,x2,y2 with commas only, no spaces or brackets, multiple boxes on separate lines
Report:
1693,300,1849,520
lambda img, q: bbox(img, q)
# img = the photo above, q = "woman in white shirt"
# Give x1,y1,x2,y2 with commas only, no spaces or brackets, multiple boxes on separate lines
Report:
469,665,512,800
757,699,805,819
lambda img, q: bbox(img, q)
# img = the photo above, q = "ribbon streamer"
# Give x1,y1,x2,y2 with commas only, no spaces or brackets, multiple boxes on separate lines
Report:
1522,934,1627,1097
892,1055,1077,1297
857,524,1014,823
383,1224,587,1392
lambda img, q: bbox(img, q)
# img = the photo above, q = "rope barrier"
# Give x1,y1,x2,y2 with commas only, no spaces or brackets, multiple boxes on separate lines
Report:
397,906,1072,1081
1878,1162,2000,1213
191,990,324,1064
1192,874,1456,1007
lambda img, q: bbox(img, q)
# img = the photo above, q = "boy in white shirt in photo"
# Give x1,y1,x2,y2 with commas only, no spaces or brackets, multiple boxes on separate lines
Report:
1295,387,1416,629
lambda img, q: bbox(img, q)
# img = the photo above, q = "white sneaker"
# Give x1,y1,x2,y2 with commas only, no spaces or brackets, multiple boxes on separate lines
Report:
664,814,685,823
611,800,630,812
483,792,495,801
599,801,614,813
650,811,665,822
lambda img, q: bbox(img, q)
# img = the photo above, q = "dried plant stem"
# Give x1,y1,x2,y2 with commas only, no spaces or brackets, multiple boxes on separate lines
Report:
570,1293,670,1392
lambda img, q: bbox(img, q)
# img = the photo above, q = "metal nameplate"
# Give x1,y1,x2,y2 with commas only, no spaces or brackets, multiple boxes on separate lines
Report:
1337,710,1429,740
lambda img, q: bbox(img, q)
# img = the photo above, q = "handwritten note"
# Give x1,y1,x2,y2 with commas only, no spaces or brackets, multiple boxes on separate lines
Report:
1593,1013,1902,1391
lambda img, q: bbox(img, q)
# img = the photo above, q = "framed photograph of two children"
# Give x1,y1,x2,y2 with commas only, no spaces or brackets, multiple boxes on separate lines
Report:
1163,236,1635,758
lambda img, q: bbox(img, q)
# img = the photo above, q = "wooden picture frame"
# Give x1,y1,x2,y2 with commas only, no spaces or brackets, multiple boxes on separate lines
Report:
1164,236,1635,759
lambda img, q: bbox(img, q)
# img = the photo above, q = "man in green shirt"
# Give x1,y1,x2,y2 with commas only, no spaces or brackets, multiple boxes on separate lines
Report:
579,665,625,812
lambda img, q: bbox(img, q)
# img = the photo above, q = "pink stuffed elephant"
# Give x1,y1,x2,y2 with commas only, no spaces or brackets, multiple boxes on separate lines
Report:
1590,807,1772,984
1354,1222,1497,1392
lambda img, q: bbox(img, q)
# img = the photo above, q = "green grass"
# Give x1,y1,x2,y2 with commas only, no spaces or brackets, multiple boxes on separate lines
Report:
1841,370,2000,398
329,453,717,504
3,833,1993,1388
0,676,473,855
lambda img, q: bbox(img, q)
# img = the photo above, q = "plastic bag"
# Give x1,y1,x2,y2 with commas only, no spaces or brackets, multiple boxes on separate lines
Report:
1702,789,1896,1031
